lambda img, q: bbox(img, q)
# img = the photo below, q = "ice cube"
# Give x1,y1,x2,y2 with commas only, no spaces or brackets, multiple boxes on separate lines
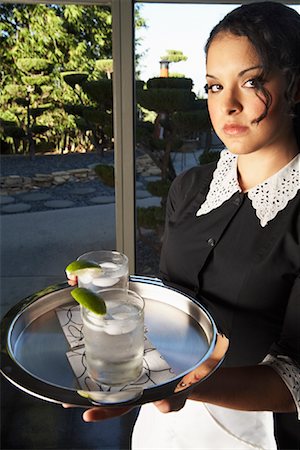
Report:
78,272,93,284
92,277,120,287
103,304,138,334
112,304,138,319
104,319,137,335
101,262,118,269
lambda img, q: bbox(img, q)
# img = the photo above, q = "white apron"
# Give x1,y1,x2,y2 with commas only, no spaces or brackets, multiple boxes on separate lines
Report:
132,400,277,449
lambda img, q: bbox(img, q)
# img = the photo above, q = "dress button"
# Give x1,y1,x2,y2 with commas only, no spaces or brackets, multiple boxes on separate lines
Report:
233,196,242,206
207,238,215,247
233,193,244,206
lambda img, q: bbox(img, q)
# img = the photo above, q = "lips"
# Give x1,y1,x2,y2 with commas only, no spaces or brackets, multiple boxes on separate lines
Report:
223,124,248,135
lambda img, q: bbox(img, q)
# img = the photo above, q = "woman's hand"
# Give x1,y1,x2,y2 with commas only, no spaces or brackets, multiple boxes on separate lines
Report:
154,390,189,413
79,395,186,421
62,391,189,423
67,274,78,286
63,403,134,422
83,405,134,422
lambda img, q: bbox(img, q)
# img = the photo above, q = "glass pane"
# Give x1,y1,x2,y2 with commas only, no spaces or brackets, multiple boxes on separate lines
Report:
134,3,236,277
0,5,139,450
1,3,115,315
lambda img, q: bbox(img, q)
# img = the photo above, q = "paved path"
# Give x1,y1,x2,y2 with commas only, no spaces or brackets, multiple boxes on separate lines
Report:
0,150,202,215
0,150,201,315
0,178,153,214
0,197,160,317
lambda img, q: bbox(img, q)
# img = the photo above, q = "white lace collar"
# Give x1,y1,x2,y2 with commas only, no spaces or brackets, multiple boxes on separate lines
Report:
196,149,300,227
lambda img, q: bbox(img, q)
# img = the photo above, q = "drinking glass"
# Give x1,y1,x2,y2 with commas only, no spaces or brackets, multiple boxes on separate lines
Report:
81,288,145,385
77,250,128,291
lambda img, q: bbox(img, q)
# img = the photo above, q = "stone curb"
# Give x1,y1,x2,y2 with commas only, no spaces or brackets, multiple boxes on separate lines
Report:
0,168,96,195
1,154,161,195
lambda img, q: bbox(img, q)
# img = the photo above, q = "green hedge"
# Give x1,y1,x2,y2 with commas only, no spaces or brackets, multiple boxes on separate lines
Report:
94,164,114,187
146,77,193,90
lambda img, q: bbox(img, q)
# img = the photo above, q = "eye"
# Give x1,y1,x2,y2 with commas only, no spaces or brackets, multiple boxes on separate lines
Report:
244,78,263,89
205,83,223,93
244,79,256,88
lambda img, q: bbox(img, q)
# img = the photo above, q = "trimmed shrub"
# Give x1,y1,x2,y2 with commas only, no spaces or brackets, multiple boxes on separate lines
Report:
94,164,114,187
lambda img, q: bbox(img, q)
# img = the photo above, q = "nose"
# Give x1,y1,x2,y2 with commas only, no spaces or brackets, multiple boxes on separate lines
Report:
221,88,242,115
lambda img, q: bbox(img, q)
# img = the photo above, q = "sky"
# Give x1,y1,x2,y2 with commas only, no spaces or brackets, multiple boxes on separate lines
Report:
136,3,300,97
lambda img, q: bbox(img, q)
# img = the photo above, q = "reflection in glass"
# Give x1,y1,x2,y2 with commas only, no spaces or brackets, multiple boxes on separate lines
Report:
1,3,115,311
134,4,232,276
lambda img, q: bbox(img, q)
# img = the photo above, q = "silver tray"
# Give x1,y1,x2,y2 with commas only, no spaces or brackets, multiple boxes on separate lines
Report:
0,276,228,407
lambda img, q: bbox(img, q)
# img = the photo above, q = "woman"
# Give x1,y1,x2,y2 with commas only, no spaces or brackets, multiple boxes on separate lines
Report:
72,2,300,448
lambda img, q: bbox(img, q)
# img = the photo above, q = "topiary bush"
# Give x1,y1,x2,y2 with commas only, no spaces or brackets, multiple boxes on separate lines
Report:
146,77,193,90
94,164,114,187
146,179,171,198
137,206,165,230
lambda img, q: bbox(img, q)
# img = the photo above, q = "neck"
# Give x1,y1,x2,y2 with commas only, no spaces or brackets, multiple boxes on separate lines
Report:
237,145,299,192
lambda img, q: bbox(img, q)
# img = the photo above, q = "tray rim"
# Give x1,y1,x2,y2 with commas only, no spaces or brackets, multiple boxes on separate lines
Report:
1,276,219,407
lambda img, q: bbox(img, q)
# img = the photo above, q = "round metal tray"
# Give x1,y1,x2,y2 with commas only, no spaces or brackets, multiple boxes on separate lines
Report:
0,276,228,407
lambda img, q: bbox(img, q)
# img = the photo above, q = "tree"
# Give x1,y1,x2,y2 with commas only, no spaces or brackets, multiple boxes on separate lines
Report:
10,57,54,159
94,59,113,79
160,49,188,77
62,72,113,155
160,49,188,64
0,4,113,155
137,77,211,182
136,76,211,251
0,3,146,155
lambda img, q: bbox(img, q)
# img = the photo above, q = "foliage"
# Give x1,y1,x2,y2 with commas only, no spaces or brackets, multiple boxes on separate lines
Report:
136,76,211,182
0,4,147,156
16,58,53,74
61,74,113,153
146,180,172,198
134,5,147,76
94,59,113,78
94,164,115,187
168,72,186,78
137,206,165,230
81,79,113,106
61,72,89,89
160,49,188,63
146,77,193,90
173,106,211,137
138,88,196,114
136,80,145,91
136,75,211,238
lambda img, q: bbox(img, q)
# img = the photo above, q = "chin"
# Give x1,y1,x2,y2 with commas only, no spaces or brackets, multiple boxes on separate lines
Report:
223,140,254,155
223,145,244,155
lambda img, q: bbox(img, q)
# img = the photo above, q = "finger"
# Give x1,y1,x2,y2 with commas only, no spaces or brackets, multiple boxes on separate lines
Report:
61,403,86,409
154,395,187,413
154,399,174,413
67,279,77,286
83,406,133,422
62,403,82,408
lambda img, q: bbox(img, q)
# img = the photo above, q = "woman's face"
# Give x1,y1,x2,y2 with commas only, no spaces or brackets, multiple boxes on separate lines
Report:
206,32,293,156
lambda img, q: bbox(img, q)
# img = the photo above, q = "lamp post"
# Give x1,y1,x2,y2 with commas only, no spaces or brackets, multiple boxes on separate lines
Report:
159,60,169,78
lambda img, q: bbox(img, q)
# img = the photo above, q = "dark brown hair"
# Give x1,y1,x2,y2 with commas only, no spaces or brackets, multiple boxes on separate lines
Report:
205,2,300,141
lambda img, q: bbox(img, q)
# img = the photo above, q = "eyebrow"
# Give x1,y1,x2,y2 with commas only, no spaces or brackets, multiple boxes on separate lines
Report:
206,65,263,79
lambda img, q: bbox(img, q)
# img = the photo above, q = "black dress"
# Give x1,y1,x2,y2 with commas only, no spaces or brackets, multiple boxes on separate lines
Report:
159,159,300,448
